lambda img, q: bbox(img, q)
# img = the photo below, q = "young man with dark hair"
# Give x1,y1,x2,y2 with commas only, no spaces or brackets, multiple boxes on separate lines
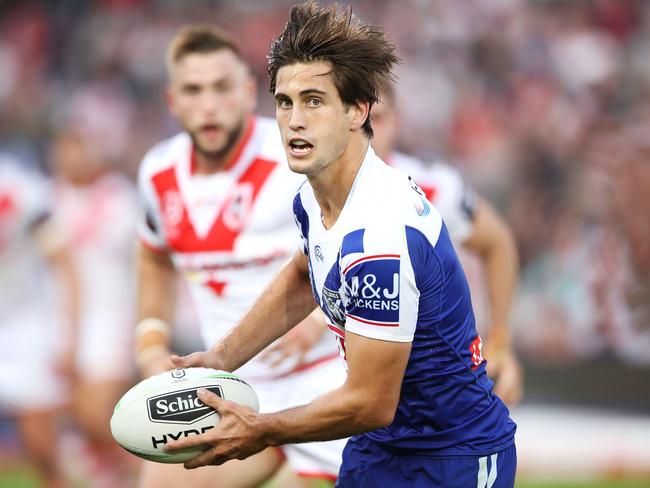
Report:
169,4,517,486
136,24,346,487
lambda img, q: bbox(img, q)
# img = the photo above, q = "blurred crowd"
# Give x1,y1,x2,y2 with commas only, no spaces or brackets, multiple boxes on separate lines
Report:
1,0,649,373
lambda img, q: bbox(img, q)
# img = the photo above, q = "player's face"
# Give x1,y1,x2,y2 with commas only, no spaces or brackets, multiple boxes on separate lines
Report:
167,50,256,160
370,96,399,161
50,132,101,185
274,61,360,176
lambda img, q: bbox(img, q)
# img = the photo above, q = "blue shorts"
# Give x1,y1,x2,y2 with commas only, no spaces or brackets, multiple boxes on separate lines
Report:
336,437,516,488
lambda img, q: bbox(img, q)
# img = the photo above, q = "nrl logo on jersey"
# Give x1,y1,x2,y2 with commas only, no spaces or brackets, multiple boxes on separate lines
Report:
223,183,253,231
322,286,345,326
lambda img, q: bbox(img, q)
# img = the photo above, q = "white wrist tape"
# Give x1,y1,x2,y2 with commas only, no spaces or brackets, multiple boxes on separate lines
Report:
135,318,171,338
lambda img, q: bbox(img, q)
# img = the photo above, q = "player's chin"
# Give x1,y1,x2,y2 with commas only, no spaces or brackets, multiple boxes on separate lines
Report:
196,140,226,158
286,158,312,175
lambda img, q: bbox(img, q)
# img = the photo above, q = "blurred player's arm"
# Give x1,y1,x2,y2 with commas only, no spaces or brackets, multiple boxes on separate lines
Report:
462,198,523,405
172,248,317,373
259,307,328,369
136,243,178,378
168,330,410,468
32,216,81,378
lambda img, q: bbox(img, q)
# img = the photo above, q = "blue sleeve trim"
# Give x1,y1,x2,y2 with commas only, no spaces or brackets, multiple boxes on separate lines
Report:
341,228,365,258
292,192,310,254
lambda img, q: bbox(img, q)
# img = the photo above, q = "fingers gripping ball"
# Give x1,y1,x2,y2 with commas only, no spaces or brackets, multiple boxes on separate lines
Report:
110,368,259,463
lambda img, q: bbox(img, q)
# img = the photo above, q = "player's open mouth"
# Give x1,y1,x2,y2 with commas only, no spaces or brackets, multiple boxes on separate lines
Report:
288,138,313,157
200,124,221,137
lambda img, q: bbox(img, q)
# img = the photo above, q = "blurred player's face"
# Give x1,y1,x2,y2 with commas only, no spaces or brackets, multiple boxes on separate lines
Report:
51,132,101,185
370,95,399,161
167,50,256,161
274,61,367,176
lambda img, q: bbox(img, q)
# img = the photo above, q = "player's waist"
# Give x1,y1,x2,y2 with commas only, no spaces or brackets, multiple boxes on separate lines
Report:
349,432,516,459
363,402,516,457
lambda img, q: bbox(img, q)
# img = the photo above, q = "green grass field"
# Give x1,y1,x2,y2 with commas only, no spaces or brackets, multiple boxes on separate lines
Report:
1,468,649,488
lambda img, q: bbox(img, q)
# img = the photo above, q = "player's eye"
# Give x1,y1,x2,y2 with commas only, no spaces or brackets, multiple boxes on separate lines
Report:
182,85,201,95
277,98,292,109
307,98,322,107
216,80,233,93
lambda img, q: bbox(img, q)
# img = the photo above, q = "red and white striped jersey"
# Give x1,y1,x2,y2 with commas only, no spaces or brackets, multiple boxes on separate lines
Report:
137,116,338,379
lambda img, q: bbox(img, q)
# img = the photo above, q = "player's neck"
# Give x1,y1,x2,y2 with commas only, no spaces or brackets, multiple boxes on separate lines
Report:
309,136,368,230
193,150,229,174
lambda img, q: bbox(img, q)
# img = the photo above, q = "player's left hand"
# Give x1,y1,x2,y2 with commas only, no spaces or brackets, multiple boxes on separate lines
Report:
483,343,523,406
165,388,267,469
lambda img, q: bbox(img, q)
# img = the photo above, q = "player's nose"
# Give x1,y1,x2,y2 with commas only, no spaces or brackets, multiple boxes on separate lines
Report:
288,106,307,131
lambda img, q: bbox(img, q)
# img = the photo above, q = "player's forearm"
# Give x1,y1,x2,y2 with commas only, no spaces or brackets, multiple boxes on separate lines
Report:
137,243,177,325
464,202,519,344
482,220,518,344
211,252,316,372
259,384,391,446
135,243,178,371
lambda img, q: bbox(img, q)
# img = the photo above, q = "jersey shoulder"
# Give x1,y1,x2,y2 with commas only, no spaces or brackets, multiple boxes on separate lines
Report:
392,151,463,190
352,155,443,246
138,132,190,182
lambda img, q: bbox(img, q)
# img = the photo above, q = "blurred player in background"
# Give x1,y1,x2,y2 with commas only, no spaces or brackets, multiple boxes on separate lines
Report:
134,25,345,487
371,82,523,405
50,123,138,485
0,154,80,488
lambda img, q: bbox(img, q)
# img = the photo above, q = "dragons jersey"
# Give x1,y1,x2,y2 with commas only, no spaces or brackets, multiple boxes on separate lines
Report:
0,156,67,409
0,156,55,318
137,116,338,380
55,173,138,380
293,146,515,456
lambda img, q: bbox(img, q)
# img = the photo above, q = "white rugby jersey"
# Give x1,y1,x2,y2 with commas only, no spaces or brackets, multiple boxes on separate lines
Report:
292,147,516,455
138,116,338,379
55,173,137,374
0,156,57,324
293,147,443,348
388,151,477,244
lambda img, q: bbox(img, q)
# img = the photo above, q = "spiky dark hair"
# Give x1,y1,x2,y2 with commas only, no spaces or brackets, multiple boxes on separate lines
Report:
267,1,399,138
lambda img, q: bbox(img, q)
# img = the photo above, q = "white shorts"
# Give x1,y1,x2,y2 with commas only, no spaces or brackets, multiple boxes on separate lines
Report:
0,310,68,412
75,310,135,382
251,356,348,479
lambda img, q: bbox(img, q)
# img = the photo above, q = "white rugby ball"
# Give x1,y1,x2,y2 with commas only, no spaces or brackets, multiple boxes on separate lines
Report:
110,368,259,464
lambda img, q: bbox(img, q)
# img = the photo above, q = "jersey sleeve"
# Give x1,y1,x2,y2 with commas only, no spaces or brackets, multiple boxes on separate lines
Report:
428,165,477,244
136,157,167,252
339,223,419,342
292,189,310,255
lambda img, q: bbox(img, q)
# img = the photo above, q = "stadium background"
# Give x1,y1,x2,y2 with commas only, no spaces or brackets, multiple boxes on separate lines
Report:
1,0,649,486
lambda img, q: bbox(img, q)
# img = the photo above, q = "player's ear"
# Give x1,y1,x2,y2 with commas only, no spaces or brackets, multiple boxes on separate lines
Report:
165,86,178,117
349,101,370,133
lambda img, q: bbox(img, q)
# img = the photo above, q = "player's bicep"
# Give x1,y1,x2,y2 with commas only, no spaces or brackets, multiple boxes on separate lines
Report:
291,246,310,276
462,198,512,254
344,331,411,423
